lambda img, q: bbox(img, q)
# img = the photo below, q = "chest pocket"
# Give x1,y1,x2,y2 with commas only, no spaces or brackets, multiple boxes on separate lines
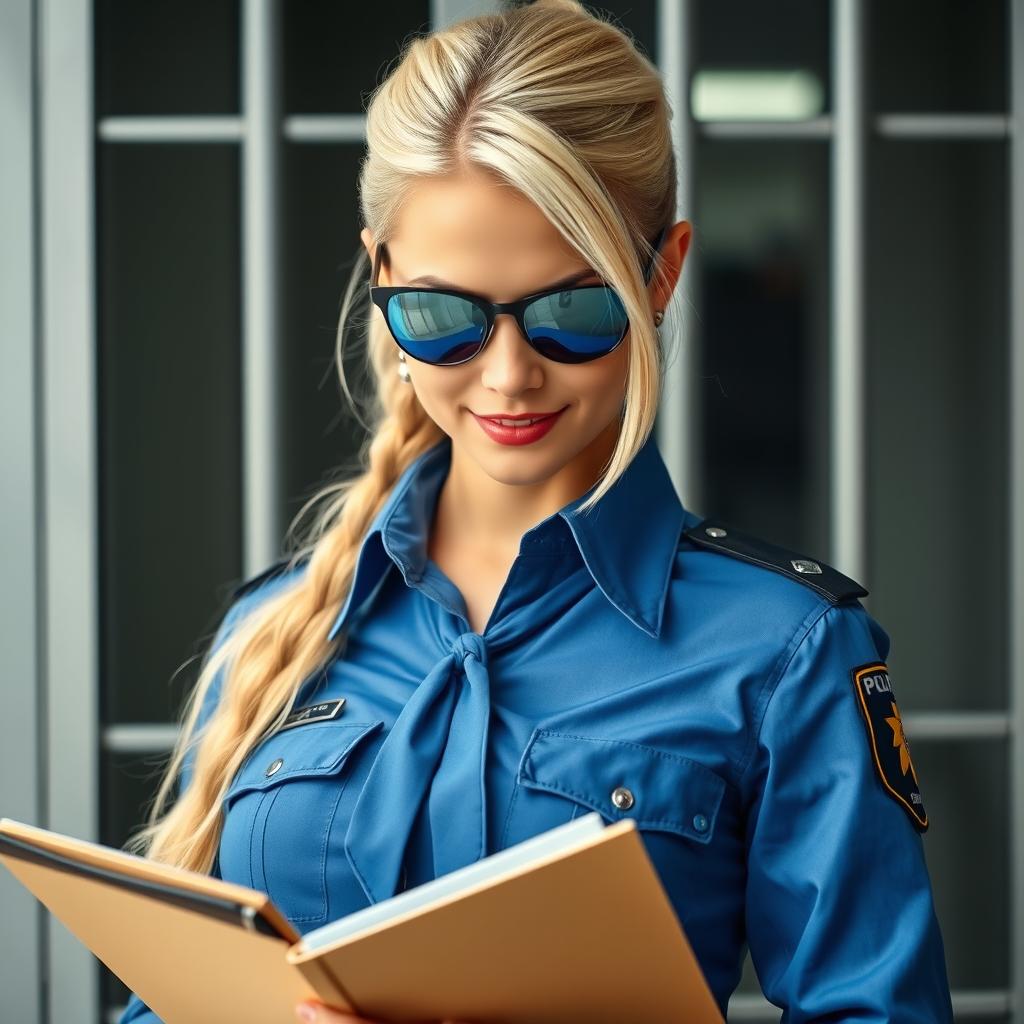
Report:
219,719,383,925
502,728,728,849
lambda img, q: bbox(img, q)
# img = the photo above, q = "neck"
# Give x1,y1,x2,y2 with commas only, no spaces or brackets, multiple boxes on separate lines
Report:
429,417,622,565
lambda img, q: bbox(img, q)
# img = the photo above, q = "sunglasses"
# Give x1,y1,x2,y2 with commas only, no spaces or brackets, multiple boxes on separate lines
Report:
368,225,668,366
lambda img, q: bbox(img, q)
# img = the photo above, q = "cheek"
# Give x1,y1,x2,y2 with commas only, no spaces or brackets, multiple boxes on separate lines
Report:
572,350,629,407
408,367,469,422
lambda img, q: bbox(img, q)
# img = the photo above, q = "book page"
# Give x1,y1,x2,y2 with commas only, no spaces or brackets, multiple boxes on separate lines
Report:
299,811,606,952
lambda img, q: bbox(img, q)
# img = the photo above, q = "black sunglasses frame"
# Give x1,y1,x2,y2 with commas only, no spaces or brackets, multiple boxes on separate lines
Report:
367,224,669,367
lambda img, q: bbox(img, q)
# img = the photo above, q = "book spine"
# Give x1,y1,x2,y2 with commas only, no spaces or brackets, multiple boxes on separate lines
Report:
291,953,358,1014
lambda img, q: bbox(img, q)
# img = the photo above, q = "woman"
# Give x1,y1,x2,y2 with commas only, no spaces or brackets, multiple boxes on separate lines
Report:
119,1,953,1021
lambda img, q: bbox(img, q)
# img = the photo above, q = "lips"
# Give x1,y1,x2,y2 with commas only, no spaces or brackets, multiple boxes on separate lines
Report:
476,410,563,424
470,406,567,446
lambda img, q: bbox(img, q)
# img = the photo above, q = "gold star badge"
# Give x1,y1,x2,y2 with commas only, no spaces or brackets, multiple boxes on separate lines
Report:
884,701,918,785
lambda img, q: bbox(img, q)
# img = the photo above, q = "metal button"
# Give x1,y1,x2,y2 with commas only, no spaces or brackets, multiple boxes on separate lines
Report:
705,526,727,538
692,813,709,833
265,757,284,777
611,786,635,811
791,558,822,575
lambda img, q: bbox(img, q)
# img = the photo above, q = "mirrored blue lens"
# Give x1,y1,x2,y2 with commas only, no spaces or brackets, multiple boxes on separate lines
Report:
385,285,629,365
523,287,628,364
386,292,486,365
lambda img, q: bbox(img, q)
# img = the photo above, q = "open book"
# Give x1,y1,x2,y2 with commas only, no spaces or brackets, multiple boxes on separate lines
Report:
0,812,723,1024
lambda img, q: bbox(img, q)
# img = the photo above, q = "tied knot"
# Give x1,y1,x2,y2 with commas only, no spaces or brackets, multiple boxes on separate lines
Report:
451,631,487,667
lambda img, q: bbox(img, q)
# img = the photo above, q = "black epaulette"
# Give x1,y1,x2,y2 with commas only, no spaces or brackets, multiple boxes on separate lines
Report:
230,554,307,601
682,519,868,604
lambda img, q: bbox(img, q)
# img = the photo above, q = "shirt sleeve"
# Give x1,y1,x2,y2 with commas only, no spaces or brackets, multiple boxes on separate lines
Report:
114,597,244,1024
741,599,954,1022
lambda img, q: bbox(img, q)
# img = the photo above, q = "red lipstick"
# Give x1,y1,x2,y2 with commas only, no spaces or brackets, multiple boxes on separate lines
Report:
470,407,568,446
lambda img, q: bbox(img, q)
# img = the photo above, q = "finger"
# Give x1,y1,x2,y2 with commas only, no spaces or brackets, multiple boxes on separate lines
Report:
295,1000,381,1023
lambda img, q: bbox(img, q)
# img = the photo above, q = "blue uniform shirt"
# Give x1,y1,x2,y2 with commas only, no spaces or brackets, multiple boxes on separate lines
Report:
119,432,952,1022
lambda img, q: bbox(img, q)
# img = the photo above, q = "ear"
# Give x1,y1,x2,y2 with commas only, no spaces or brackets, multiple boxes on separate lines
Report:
360,226,374,258
648,219,692,312
360,227,387,285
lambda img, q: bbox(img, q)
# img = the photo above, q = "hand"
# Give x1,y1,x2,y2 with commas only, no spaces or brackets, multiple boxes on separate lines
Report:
295,1000,474,1024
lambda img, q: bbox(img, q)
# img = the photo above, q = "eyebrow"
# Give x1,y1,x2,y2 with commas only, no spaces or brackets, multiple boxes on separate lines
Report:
406,266,602,291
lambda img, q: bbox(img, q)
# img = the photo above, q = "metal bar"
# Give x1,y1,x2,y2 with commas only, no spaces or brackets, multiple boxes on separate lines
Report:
1008,0,1024,1018
875,113,1009,139
699,116,833,139
283,114,366,143
727,988,1012,1020
39,0,100,1018
950,990,1014,1016
902,711,1012,741
98,990,1015,1024
830,0,868,587
0,1,44,1019
655,0,703,512
99,711,1012,758
697,113,1006,141
241,0,282,574
95,111,1007,153
102,725,182,754
430,0,499,30
97,116,245,142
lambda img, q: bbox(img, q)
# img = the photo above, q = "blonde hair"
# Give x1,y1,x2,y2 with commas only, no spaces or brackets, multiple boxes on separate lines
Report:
125,0,680,873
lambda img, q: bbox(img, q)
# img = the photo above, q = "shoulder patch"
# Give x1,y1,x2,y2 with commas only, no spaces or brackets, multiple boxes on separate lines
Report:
850,662,928,832
230,554,307,601
682,520,868,603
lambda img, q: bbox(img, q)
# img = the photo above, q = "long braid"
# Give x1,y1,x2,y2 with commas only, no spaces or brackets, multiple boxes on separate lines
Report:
124,0,676,873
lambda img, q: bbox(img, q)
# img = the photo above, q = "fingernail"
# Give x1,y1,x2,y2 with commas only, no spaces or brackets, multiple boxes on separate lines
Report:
296,1004,316,1023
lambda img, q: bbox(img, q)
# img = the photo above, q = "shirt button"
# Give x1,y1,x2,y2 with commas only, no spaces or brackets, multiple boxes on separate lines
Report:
265,757,284,777
692,813,709,833
610,786,635,811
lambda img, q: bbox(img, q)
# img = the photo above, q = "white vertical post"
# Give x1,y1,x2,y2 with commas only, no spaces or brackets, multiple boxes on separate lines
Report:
656,0,703,512
830,0,868,585
430,0,499,30
0,0,44,1020
1008,0,1024,1015
39,0,100,1018
242,0,283,574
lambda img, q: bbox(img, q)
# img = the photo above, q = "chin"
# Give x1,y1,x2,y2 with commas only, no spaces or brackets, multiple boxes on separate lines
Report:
463,436,577,485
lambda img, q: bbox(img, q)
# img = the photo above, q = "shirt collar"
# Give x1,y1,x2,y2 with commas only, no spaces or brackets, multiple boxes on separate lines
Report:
326,431,686,642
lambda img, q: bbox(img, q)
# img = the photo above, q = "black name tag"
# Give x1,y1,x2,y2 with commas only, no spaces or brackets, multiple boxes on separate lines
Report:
279,698,346,731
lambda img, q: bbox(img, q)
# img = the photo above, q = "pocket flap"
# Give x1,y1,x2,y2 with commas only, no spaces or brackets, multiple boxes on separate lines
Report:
518,729,727,844
225,719,383,803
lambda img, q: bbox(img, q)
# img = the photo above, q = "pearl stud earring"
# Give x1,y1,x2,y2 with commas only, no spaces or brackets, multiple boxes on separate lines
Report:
397,351,412,383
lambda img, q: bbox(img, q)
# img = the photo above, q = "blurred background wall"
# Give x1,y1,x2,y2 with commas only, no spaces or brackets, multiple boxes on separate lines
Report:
1,0,1021,1021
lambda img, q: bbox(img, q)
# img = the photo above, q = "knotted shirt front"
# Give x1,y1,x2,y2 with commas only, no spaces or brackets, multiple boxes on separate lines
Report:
119,432,953,1023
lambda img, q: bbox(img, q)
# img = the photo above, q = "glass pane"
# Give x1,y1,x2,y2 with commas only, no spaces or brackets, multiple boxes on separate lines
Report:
694,0,831,117
279,143,370,534
866,139,1008,712
283,0,430,114
98,143,243,724
95,0,241,116
914,740,1009,990
690,139,831,557
870,0,1007,114
583,0,656,68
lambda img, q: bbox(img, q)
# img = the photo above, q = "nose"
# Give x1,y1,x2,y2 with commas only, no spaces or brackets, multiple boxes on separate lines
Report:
478,313,545,394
